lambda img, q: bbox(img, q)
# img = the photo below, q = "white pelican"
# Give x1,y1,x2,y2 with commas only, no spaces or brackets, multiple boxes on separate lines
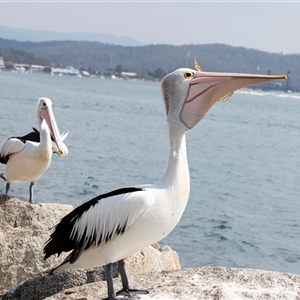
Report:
44,62,286,300
0,98,67,203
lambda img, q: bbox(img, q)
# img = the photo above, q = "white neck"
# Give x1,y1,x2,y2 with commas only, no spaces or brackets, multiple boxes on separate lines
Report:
38,118,51,149
157,122,190,206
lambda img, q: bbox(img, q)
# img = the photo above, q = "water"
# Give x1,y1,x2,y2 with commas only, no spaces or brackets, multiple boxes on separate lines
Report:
1,71,299,275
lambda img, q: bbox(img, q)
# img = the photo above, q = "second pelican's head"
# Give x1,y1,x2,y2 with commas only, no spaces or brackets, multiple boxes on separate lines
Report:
161,62,286,130
37,98,67,156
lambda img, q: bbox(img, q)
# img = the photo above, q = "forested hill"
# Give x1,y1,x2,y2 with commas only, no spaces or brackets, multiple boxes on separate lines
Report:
0,38,299,90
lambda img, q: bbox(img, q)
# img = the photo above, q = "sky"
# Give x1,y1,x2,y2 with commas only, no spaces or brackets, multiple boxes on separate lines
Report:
0,1,299,54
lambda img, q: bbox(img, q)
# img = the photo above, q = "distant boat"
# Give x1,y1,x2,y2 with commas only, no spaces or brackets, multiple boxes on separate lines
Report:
51,66,80,76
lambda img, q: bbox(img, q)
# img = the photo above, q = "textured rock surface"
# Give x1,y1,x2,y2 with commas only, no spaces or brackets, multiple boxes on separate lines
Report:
3,266,300,300
0,195,181,297
1,269,108,300
0,195,73,295
126,243,181,276
43,267,300,300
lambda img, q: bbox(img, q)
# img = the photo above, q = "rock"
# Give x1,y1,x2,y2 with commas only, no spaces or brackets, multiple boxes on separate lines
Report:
0,195,181,297
126,244,181,275
42,267,300,300
2,270,89,300
0,195,73,295
1,267,118,300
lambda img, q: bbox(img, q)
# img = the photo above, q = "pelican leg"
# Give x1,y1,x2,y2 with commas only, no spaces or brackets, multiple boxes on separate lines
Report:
104,263,136,300
5,182,10,195
116,259,149,297
29,182,34,204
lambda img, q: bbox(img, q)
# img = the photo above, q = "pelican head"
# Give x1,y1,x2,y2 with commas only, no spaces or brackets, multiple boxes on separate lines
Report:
37,98,67,156
162,62,287,130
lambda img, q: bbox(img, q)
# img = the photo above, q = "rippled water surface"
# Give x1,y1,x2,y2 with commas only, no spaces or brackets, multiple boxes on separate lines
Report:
1,71,299,274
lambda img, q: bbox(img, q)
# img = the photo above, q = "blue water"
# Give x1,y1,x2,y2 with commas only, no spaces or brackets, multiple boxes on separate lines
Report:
1,71,299,275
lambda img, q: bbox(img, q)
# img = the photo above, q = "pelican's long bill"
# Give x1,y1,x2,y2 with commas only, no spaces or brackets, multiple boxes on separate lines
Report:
180,71,287,129
39,104,66,156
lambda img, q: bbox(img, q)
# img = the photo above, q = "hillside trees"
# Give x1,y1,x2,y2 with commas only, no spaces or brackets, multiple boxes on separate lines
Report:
0,38,299,90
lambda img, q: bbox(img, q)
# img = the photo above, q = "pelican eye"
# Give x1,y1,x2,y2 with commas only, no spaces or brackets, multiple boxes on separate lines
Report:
184,71,194,79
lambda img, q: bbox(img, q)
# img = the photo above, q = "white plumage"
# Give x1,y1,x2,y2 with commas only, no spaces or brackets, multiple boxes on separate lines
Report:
44,64,286,300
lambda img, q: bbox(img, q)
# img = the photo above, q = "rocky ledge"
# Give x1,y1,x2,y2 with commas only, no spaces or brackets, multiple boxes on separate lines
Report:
3,266,300,300
38,266,300,300
1,195,300,300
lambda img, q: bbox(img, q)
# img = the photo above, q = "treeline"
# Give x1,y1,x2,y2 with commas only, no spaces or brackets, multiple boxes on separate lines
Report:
0,47,53,68
0,38,299,90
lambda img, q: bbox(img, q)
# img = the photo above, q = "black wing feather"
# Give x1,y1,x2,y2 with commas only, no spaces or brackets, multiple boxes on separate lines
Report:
15,127,40,143
43,187,144,261
20,127,56,143
0,154,8,165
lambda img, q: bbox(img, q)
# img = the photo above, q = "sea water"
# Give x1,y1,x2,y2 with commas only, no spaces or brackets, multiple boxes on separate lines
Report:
0,71,299,274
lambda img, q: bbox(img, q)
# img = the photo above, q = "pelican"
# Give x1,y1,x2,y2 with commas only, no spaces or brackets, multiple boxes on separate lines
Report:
0,97,67,203
44,62,286,300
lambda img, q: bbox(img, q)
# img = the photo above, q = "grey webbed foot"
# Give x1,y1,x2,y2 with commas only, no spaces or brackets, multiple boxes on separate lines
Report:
116,288,149,297
103,260,149,300
28,198,42,206
102,294,136,300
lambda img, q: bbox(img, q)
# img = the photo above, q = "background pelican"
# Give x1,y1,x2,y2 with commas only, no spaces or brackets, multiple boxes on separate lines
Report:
0,97,67,203
44,63,286,300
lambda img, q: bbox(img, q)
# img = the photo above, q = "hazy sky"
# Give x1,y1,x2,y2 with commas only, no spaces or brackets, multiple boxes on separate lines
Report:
0,1,299,54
